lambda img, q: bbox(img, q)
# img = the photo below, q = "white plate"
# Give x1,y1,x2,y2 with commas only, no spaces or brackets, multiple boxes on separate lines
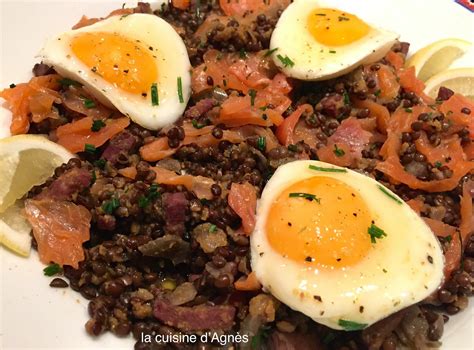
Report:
0,0,473,349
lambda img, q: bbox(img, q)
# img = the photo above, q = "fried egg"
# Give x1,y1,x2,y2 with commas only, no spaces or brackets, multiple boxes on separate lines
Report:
269,0,399,80
251,160,444,330
39,13,191,130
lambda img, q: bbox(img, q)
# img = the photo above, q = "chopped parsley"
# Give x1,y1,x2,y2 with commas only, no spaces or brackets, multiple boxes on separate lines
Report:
177,77,184,103
333,144,345,157
58,78,81,87
377,185,402,204
374,89,381,97
83,99,96,109
151,83,159,106
102,198,120,214
338,319,368,331
257,136,266,151
84,143,97,154
209,224,217,233
368,223,387,244
91,119,106,132
308,165,347,173
276,54,295,68
94,158,106,169
405,107,413,113
249,89,257,106
434,161,442,168
239,48,248,59
43,263,62,276
289,192,321,203
251,326,271,349
445,235,452,243
264,47,278,57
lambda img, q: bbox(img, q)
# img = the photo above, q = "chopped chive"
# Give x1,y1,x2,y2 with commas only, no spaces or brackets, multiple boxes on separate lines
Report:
338,319,367,331
94,159,106,169
151,83,159,106
209,224,217,233
257,136,266,151
9,83,16,88
239,48,248,59
138,196,150,208
377,185,402,204
405,107,413,113
192,119,206,129
248,89,257,106
84,143,97,154
333,144,345,157
91,119,106,132
276,54,295,68
264,47,278,57
90,170,96,185
368,223,387,244
102,198,120,214
338,16,349,22
177,77,184,103
43,263,62,276
329,50,337,54
434,161,442,168
343,92,350,105
315,13,326,16
445,235,452,243
58,78,81,87
308,165,347,173
83,99,96,109
374,89,381,97
289,192,321,203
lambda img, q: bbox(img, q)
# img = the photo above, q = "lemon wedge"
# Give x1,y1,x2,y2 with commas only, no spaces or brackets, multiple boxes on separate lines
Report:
0,200,32,256
0,134,73,256
424,68,474,100
406,38,472,82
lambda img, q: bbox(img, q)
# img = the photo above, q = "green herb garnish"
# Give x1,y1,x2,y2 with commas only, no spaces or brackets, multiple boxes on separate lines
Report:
94,159,106,169
434,161,442,168
139,184,160,208
43,263,62,276
84,143,97,154
333,144,345,157
177,76,184,103
138,196,150,208
343,92,350,105
368,223,387,244
151,83,159,106
192,119,206,129
338,319,368,331
83,99,96,109
91,119,106,132
289,192,321,203
102,198,120,214
249,89,257,106
239,48,248,59
58,78,81,87
264,47,278,57
329,50,337,54
257,136,266,151
276,54,295,68
308,165,347,173
374,89,381,97
251,326,271,349
377,185,402,204
405,107,413,113
209,224,217,233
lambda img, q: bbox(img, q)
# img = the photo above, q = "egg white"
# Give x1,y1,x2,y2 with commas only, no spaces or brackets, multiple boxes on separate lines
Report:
251,160,444,330
39,13,191,130
270,0,399,81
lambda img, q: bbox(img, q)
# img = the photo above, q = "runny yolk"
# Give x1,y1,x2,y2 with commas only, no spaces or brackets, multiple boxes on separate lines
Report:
266,176,372,268
307,8,370,47
71,32,158,95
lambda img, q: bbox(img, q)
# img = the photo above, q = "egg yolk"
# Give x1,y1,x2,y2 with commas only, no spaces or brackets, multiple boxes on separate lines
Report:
307,8,370,46
266,176,372,268
71,32,158,95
